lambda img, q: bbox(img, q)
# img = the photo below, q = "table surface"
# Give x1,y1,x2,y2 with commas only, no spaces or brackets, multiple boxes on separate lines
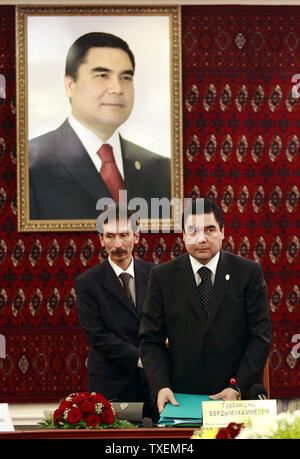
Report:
0,427,196,439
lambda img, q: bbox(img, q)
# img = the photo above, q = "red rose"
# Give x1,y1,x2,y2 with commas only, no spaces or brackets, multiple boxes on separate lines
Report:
102,399,112,409
85,414,101,427
101,409,115,425
59,400,73,411
66,407,83,425
216,422,243,439
216,428,228,439
90,393,108,403
53,409,64,425
72,393,87,404
80,401,95,414
227,422,243,438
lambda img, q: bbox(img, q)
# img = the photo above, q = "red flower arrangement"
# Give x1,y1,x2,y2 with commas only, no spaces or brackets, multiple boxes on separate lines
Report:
39,392,136,429
215,422,244,439
192,422,244,439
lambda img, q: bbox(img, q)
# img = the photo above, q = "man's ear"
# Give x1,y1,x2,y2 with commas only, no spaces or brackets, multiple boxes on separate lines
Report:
98,234,104,248
220,226,225,240
64,75,75,99
134,230,140,245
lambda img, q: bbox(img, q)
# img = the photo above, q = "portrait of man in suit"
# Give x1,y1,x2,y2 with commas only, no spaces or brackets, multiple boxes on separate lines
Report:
75,204,155,418
139,198,272,414
29,31,170,220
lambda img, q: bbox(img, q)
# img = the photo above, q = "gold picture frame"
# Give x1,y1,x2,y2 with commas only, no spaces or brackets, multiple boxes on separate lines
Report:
16,5,183,232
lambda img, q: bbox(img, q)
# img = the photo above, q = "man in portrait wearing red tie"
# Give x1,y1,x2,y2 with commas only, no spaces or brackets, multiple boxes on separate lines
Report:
29,32,170,220
75,204,155,418
139,198,272,415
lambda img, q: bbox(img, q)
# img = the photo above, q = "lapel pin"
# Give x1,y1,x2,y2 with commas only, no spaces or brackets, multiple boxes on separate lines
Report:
225,274,230,281
135,161,141,170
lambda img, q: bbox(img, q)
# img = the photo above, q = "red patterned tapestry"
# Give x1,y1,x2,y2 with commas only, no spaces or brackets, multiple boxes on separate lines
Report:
0,5,299,402
182,5,299,398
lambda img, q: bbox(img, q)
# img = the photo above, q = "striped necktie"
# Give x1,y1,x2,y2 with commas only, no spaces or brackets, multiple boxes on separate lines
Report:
119,272,135,308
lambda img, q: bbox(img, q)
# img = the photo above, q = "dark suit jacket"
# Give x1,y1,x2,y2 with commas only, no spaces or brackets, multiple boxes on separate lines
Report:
139,250,272,401
75,257,155,402
29,120,170,219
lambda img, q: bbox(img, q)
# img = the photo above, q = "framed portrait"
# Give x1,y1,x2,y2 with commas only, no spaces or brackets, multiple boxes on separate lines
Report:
16,5,183,232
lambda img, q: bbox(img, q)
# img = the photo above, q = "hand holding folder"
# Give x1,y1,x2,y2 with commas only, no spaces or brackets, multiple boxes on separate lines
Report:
158,393,220,426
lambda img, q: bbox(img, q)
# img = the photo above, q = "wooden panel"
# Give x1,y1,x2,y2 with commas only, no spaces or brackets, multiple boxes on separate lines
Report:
0,427,194,439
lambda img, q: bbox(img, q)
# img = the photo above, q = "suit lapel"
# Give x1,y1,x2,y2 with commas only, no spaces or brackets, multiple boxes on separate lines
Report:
176,254,207,324
207,250,233,328
120,136,141,195
55,120,111,201
119,135,151,202
134,259,149,316
100,259,138,318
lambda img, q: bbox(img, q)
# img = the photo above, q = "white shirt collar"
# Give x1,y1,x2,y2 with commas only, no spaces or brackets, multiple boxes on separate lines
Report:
108,256,135,279
68,115,124,178
189,251,220,283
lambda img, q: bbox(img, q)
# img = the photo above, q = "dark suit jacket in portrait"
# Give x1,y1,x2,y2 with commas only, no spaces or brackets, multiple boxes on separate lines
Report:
29,120,170,220
139,250,272,401
75,257,154,403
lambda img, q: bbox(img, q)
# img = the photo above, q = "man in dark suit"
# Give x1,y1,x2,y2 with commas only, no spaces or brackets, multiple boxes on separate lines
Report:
139,198,272,414
29,32,170,220
75,204,155,416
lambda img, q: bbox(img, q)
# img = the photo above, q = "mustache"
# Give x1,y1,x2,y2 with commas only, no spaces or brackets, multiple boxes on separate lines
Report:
111,248,128,255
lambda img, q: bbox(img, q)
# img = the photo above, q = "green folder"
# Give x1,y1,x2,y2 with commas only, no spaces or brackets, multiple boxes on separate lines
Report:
158,393,219,427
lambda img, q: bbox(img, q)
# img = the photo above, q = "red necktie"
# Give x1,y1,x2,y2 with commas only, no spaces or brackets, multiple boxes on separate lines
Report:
97,143,125,202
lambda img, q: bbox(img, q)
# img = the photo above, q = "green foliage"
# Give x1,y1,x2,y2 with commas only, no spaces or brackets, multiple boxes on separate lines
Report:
38,411,137,430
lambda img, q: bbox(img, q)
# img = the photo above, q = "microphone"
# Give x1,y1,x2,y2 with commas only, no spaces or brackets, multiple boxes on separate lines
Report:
250,383,268,400
229,378,241,399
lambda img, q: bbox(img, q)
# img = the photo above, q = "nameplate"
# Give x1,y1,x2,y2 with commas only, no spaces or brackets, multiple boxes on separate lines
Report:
202,399,277,428
0,404,14,432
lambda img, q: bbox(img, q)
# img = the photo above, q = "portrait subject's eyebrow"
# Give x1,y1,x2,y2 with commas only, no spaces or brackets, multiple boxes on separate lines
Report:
91,67,134,76
186,224,217,233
